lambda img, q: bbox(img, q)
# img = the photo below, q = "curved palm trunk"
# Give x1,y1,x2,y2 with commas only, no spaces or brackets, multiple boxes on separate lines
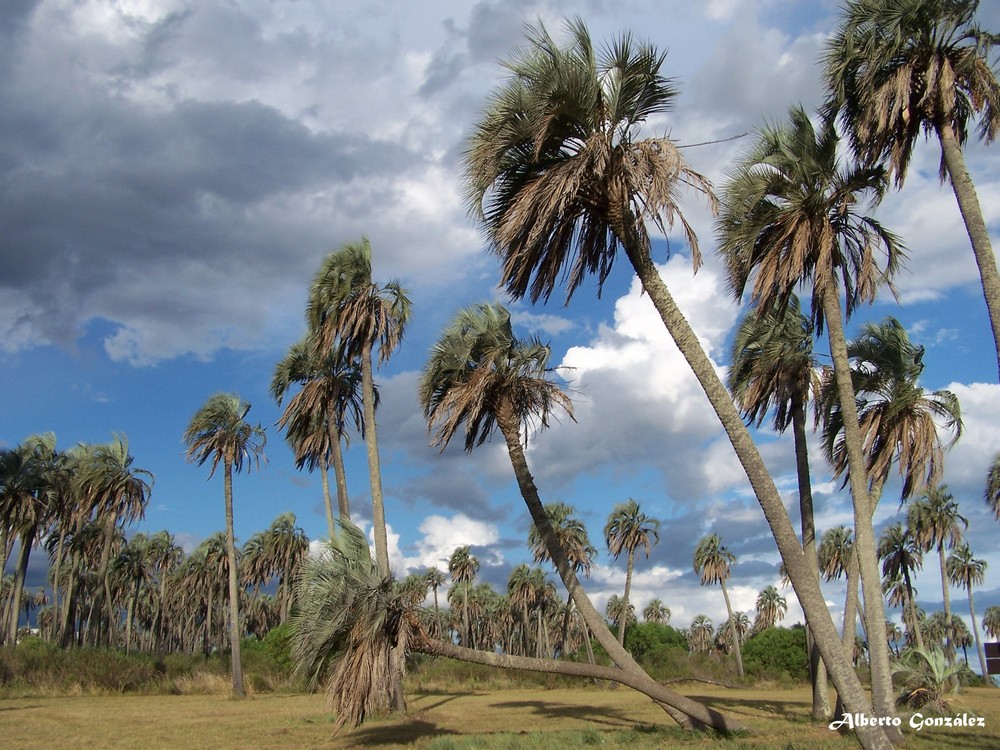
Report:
223,462,245,698
902,567,925,652
819,281,896,731
619,550,635,647
496,410,745,733
621,243,894,750
937,544,956,666
791,402,830,717
60,517,85,648
939,123,1000,382
967,585,990,684
6,528,36,644
720,581,744,679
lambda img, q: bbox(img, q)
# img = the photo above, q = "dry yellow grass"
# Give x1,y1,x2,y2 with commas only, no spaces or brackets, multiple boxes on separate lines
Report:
2,683,997,749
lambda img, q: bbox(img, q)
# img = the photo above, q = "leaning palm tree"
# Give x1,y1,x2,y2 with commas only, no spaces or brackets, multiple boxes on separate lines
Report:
306,239,410,578
604,498,659,647
908,485,967,666
728,296,829,715
824,0,1000,379
946,542,990,683
465,20,889,748
272,339,367,534
183,392,266,698
719,103,902,722
693,533,744,679
420,301,741,732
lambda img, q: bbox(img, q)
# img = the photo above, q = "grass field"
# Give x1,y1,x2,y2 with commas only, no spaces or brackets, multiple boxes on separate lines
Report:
0,684,1000,750
2,683,997,749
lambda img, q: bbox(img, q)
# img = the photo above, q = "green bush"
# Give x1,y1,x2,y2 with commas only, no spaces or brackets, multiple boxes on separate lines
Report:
742,626,808,681
624,622,688,662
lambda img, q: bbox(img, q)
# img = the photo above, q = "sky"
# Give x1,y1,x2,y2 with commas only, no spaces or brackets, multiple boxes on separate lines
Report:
4,0,1000,650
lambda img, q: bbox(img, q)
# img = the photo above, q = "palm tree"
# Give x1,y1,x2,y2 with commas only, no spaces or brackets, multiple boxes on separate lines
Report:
306,239,410,577
878,522,925,651
983,605,1000,641
423,567,446,615
420,301,740,731
908,485,967,666
183,392,266,697
719,103,902,722
946,542,990,682
527,501,597,660
753,585,788,633
448,546,479,649
727,295,829,715
79,435,153,648
693,533,744,679
643,599,671,625
264,512,309,623
272,339,367,534
824,0,1000,379
465,21,887,746
688,615,714,654
605,594,636,640
604,498,659,647
821,317,962,504
985,452,1000,521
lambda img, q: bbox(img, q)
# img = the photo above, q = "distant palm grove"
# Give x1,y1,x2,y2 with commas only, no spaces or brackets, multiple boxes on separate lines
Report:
3,3,1000,750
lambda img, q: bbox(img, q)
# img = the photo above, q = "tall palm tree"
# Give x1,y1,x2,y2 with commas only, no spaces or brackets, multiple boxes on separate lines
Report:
877,522,925,651
824,0,1000,379
643,598,671,625
527,501,597,660
448,545,479,649
605,594,636,639
688,615,714,654
464,21,888,747
719,104,902,723
604,498,659,647
693,533,744,679
420,301,740,732
306,239,410,577
78,435,153,648
728,296,829,715
946,542,990,682
265,512,309,623
753,585,788,633
423,567,446,616
908,485,967,666
272,339,367,534
183,392,266,697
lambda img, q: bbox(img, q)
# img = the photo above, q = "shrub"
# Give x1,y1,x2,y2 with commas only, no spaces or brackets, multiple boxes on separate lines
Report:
742,626,808,682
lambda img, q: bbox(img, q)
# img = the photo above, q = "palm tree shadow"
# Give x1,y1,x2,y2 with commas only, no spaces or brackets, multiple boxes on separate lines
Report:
489,699,634,727
409,691,467,712
685,693,810,722
339,718,457,747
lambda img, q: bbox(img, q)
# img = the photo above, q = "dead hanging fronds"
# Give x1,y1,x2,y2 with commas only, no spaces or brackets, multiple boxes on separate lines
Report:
291,519,412,733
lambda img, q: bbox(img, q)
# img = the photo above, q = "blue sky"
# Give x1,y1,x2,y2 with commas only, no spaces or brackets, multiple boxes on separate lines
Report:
4,0,1000,643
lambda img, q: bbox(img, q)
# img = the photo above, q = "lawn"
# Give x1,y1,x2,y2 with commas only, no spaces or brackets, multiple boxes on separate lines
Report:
2,683,997,749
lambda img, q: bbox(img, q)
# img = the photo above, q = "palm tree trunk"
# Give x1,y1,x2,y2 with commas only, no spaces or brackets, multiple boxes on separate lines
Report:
223,462,245,698
60,519,84,648
720,581,744,679
938,544,955,666
319,462,336,539
496,409,746,733
939,122,1000,381
819,281,896,730
902,568,925,652
620,243,895,749
86,510,119,647
330,434,351,520
791,401,830,718
967,586,990,684
619,551,634,647
7,530,34,644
